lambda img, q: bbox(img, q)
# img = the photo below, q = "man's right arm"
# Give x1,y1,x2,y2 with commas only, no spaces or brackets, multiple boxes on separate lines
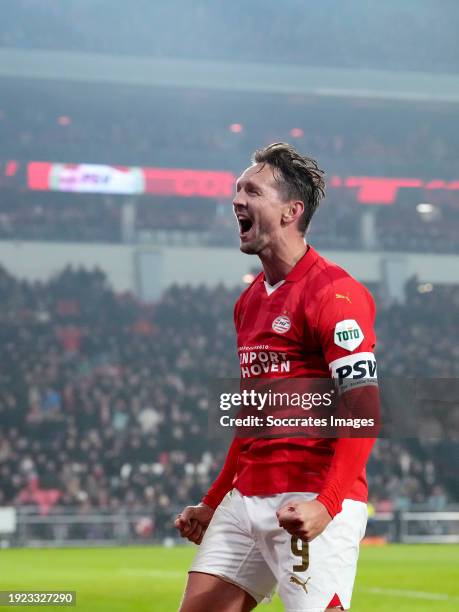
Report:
176,296,243,543
175,437,240,544
202,437,240,509
201,294,243,510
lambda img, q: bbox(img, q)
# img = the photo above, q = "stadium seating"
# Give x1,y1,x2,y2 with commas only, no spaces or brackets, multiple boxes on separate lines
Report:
0,266,457,538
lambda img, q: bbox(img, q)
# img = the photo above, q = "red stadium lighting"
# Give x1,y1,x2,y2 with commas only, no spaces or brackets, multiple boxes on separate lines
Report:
57,116,72,126
229,123,243,133
5,161,18,177
290,128,304,138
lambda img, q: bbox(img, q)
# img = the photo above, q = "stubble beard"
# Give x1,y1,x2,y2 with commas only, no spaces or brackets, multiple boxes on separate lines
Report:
239,223,271,255
239,235,266,255
240,242,258,255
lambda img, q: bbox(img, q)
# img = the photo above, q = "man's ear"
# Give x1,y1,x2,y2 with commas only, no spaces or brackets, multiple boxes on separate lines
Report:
281,200,304,225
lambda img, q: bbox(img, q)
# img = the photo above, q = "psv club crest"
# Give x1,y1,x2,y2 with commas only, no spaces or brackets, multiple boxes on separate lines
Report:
272,315,291,334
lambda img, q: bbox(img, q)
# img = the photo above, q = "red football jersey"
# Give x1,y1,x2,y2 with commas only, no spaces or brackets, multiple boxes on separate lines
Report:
203,246,377,516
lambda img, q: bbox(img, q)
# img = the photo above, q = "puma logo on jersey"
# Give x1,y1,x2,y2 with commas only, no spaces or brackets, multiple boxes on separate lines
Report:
289,575,310,594
336,292,352,303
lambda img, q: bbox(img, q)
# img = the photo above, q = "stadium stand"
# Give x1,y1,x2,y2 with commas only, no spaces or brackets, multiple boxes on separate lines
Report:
0,266,457,539
1,90,458,253
0,187,457,254
2,93,459,175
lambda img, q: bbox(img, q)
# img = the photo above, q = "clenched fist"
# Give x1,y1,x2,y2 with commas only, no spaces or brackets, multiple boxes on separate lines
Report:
174,503,214,545
276,499,332,542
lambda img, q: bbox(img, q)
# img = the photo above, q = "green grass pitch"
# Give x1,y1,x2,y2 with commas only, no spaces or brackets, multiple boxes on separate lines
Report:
0,545,458,611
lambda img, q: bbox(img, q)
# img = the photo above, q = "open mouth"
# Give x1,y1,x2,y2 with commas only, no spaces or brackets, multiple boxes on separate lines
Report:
238,217,254,238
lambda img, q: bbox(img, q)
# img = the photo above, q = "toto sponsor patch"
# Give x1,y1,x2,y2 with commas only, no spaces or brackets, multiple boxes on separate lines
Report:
334,319,364,351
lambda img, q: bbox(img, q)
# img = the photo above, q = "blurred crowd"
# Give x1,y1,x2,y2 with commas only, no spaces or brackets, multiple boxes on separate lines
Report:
1,87,458,255
2,93,459,177
0,190,121,243
0,0,458,74
0,187,458,255
0,266,457,541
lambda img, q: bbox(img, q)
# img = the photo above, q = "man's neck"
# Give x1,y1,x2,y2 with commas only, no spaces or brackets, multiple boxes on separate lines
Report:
259,238,308,285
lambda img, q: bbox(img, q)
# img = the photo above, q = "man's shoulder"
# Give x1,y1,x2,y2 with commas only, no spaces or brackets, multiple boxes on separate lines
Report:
310,250,373,302
234,271,263,322
235,271,263,304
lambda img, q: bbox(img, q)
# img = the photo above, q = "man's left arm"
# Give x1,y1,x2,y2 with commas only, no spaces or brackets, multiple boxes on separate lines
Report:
277,428,377,541
278,277,379,540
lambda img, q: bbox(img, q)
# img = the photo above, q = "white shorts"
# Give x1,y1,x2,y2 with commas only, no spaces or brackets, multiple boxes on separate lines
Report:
190,489,367,612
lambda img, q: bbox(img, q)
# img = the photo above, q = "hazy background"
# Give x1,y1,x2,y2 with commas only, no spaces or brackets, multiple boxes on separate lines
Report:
0,0,457,551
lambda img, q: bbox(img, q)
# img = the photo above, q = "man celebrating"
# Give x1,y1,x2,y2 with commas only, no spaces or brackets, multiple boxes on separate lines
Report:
175,143,378,611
